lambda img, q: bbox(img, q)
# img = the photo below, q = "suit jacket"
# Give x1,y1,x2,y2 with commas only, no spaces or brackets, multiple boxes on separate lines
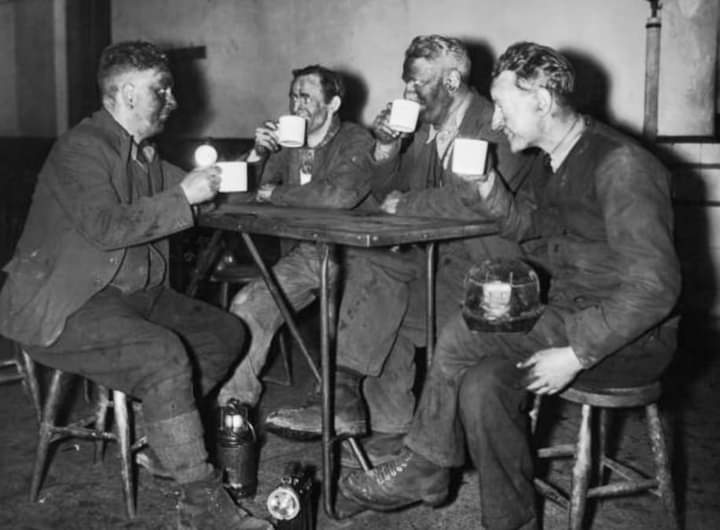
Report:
0,109,194,346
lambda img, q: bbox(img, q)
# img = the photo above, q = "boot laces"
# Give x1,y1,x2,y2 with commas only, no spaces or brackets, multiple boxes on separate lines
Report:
372,451,412,484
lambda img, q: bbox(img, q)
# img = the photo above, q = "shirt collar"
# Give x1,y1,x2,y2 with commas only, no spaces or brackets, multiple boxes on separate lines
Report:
548,114,586,172
131,140,157,164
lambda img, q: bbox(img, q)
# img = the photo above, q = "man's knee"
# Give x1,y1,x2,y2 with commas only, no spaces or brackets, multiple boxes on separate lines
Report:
136,331,193,388
459,357,524,413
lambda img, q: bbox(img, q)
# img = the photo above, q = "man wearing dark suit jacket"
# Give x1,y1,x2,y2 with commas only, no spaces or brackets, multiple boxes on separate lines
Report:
0,41,270,530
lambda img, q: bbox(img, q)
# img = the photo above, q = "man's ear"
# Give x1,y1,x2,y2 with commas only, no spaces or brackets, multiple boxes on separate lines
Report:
329,95,341,114
444,70,461,93
535,87,553,116
121,82,136,109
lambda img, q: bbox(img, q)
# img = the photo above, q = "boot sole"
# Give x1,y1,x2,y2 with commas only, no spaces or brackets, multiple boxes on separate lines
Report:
339,486,446,512
264,422,367,440
264,424,322,440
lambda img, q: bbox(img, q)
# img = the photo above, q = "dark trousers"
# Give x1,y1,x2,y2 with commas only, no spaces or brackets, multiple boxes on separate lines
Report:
25,285,245,423
405,307,676,530
336,247,469,433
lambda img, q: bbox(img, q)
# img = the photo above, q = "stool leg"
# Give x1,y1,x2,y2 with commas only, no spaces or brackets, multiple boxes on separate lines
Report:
570,403,593,530
30,369,68,502
597,408,609,483
113,390,135,519
94,386,111,464
19,348,42,424
646,403,679,530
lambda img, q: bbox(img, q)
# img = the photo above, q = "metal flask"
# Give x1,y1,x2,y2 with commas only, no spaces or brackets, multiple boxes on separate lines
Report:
266,462,314,529
217,399,258,498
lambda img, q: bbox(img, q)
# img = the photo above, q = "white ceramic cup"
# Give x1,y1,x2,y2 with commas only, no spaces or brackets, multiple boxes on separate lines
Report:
277,115,306,148
452,138,489,176
217,161,248,192
388,99,420,133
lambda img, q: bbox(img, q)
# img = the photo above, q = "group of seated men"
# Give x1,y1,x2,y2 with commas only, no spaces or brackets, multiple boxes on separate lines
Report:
0,32,679,530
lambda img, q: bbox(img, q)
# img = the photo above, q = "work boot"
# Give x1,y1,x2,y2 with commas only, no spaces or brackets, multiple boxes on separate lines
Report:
264,369,367,439
339,447,449,511
340,432,405,469
177,470,274,530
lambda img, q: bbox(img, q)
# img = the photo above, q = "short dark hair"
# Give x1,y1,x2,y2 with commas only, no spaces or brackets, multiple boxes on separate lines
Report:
403,35,471,82
493,41,575,108
291,65,345,103
97,41,171,99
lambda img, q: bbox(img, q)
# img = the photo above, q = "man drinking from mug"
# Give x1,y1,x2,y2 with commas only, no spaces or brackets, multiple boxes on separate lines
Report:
219,65,375,408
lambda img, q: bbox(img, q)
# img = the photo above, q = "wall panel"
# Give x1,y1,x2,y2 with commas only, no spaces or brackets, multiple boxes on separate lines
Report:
112,0,650,138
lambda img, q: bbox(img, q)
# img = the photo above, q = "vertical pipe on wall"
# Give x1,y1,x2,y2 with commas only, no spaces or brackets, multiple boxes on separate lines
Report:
53,0,68,135
717,15,720,136
643,0,661,140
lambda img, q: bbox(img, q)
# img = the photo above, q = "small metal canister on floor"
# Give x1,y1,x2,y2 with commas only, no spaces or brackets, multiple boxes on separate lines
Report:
217,399,258,498
266,462,314,529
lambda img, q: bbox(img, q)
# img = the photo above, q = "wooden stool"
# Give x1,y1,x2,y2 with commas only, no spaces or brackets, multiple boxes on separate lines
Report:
24,349,142,519
531,382,678,530
210,250,292,387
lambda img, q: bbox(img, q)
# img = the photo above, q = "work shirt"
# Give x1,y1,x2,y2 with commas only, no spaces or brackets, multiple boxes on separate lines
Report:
255,116,375,209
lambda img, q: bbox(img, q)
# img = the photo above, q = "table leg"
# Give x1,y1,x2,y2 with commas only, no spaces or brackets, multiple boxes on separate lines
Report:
425,242,437,369
239,232,321,384
318,242,338,517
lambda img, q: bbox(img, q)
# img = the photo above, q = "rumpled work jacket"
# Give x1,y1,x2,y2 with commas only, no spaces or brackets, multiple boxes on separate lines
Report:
371,89,540,263
255,119,375,209
465,117,681,368
0,109,193,347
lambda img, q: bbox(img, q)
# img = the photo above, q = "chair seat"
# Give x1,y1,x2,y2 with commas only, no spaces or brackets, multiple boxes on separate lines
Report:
559,381,661,408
